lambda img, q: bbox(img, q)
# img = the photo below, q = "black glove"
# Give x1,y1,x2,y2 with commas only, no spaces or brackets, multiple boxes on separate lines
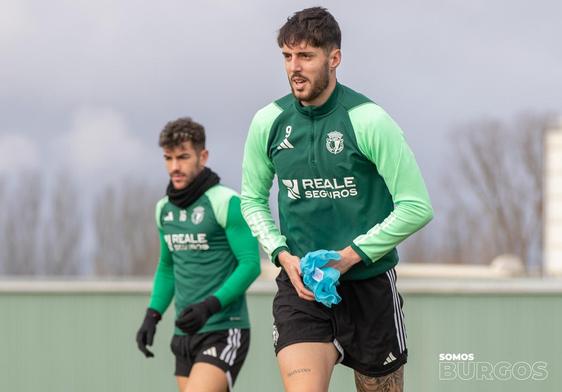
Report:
136,308,161,358
175,296,221,335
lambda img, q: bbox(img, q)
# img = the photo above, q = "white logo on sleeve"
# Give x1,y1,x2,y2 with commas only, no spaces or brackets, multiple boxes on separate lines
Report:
282,179,301,200
163,211,174,222
191,206,205,224
326,131,344,154
277,125,295,150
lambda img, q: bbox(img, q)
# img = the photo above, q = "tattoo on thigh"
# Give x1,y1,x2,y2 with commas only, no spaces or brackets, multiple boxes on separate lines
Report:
354,366,404,392
287,368,312,377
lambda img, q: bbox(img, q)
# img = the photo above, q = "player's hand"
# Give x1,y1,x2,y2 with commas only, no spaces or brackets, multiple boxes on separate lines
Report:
136,308,162,358
328,246,362,275
175,296,221,335
278,251,315,301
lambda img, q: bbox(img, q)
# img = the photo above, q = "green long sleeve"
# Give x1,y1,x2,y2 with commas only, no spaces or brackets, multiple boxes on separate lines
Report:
240,103,289,262
349,103,434,263
212,197,261,307
148,230,175,314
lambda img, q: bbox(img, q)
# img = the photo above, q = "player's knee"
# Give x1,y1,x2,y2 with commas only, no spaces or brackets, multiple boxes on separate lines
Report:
354,366,404,392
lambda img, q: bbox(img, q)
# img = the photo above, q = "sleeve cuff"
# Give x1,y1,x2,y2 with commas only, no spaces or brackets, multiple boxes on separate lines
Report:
351,242,372,266
271,246,290,267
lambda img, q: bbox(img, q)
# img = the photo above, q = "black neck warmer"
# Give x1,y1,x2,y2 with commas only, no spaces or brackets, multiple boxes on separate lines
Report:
166,167,220,208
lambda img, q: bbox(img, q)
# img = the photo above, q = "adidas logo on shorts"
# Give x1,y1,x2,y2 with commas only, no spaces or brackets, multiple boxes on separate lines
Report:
202,347,217,358
383,352,397,366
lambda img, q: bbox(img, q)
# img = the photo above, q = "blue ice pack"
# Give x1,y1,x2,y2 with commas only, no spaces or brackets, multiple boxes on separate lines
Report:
300,250,342,308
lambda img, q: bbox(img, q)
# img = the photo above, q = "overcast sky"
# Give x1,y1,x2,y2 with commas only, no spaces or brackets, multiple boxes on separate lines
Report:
1,0,561,217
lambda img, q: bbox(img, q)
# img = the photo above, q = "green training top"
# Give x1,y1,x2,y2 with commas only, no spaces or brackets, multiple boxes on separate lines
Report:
148,184,260,335
241,82,433,280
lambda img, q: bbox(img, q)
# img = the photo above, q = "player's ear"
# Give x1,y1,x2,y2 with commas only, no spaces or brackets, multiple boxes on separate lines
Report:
329,48,341,70
199,149,209,166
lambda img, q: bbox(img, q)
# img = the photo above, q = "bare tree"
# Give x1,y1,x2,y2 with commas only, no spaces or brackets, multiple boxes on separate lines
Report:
436,113,550,270
0,176,7,273
1,171,43,275
398,226,437,263
93,181,161,276
41,172,83,275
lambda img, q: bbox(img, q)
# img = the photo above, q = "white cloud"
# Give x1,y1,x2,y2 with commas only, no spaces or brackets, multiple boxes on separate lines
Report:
0,133,40,173
55,107,152,180
0,0,33,45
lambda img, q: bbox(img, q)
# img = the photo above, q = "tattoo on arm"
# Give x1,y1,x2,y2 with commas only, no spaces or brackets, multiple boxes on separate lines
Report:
354,366,404,392
287,368,312,377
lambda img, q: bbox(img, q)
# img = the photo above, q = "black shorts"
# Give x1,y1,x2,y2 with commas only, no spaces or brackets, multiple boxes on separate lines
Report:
272,268,407,377
170,328,250,390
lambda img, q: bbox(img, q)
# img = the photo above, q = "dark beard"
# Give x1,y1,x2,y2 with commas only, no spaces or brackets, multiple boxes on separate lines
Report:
291,61,330,104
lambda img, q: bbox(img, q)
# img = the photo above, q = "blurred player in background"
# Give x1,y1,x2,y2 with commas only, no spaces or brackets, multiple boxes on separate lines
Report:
137,117,260,392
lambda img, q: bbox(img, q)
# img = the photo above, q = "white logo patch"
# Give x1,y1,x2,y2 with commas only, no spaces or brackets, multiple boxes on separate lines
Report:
163,211,174,222
326,131,344,154
384,352,397,365
281,179,301,200
203,347,217,357
191,206,205,225
179,210,187,222
277,125,295,150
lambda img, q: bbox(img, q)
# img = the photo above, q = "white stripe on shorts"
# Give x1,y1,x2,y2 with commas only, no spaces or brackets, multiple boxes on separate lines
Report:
391,269,407,340
386,269,406,353
220,329,235,361
225,329,241,366
220,328,241,366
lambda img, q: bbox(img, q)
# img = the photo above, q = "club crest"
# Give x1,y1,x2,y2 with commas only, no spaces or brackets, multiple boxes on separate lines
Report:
326,131,344,154
191,206,205,225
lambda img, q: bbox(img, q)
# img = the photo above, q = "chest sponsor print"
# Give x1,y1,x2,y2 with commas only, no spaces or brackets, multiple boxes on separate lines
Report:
164,233,209,251
281,176,358,200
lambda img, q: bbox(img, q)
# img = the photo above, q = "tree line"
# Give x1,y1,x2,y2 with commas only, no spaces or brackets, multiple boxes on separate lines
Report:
0,112,554,276
0,174,161,276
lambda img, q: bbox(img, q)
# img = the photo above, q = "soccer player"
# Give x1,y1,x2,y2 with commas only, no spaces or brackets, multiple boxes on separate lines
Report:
241,7,433,392
136,117,261,392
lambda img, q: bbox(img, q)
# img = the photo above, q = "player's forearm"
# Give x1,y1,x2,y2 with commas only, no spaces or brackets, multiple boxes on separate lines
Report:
148,257,175,313
352,198,433,263
148,232,175,313
213,260,260,307
240,199,288,260
215,197,262,307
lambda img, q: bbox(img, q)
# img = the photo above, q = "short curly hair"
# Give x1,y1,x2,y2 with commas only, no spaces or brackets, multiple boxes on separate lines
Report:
277,7,341,52
158,117,205,151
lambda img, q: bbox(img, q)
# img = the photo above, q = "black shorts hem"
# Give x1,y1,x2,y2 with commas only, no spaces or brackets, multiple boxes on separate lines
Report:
343,355,407,377
171,328,250,384
194,355,229,372
174,369,191,377
274,337,334,356
173,356,232,377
